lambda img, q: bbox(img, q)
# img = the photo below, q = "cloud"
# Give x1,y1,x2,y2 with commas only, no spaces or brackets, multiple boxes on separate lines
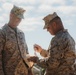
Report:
0,0,76,32
40,0,66,5
0,16,5,22
1,2,13,12
37,5,52,13
0,0,66,6
22,6,36,15
57,6,76,14
37,4,76,14
0,8,2,12
7,0,38,5
18,17,43,31
72,0,76,5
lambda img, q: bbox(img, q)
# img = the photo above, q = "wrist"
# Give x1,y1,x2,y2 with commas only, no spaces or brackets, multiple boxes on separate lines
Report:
40,49,43,54
39,49,42,53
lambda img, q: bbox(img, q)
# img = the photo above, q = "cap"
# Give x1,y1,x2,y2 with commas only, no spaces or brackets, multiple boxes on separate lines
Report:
43,12,58,29
11,5,25,19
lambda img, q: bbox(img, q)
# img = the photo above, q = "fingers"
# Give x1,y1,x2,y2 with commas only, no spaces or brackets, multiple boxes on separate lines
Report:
34,44,39,51
34,44,39,50
27,56,38,63
34,44,41,49
33,44,42,53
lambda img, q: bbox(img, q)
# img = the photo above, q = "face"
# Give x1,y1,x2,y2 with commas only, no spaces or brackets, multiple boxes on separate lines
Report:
46,22,56,35
10,13,22,28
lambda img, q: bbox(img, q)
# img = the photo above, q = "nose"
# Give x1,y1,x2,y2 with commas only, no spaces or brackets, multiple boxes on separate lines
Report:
16,19,20,21
15,19,21,22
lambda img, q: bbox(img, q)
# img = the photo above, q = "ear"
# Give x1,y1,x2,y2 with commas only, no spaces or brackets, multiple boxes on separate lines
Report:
53,22,57,29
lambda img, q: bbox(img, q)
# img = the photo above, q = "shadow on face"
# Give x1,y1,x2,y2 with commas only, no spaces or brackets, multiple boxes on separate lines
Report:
9,13,22,27
46,22,57,35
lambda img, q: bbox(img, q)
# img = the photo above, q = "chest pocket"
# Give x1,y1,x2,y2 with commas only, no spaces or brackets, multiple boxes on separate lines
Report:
5,34,17,51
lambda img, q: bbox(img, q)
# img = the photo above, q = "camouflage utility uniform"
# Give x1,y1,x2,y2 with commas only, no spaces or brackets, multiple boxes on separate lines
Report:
37,29,76,75
0,24,30,75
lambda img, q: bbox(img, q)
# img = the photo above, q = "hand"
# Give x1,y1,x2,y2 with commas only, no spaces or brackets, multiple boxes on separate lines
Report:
34,44,42,53
29,61,34,68
27,56,39,63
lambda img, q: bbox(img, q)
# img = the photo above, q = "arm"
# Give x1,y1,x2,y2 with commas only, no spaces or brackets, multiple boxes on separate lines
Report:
37,33,76,68
37,46,60,68
22,32,29,54
33,38,60,68
34,44,49,57
28,41,60,68
0,30,5,75
21,32,34,67
29,32,76,69
61,35,76,66
40,49,49,57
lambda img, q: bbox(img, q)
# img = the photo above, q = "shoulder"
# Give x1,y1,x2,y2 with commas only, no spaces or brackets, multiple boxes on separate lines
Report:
0,24,8,33
56,29,73,41
51,30,73,44
0,27,6,39
17,28,25,37
0,25,6,35
17,28,24,33
62,30,74,42
0,27,4,35
0,29,2,35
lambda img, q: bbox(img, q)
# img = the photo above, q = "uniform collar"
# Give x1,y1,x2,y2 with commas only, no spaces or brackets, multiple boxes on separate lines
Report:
55,29,67,37
3,24,22,34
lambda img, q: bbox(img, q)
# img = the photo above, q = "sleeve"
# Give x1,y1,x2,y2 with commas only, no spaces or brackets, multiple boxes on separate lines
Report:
0,30,5,75
24,41,29,54
40,49,49,57
37,37,60,69
22,32,29,54
61,35,76,66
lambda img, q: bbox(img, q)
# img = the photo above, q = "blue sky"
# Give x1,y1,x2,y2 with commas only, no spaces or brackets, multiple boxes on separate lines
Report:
0,0,76,57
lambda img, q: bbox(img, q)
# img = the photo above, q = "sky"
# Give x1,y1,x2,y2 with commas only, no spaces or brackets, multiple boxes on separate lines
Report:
0,0,76,57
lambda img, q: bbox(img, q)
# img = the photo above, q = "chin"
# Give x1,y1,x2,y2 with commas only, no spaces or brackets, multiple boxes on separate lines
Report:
13,24,18,28
49,32,52,35
50,32,54,35
15,23,19,26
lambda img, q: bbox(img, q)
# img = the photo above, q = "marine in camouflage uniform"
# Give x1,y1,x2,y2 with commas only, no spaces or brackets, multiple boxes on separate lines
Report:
28,12,76,75
0,5,31,75
37,29,75,75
